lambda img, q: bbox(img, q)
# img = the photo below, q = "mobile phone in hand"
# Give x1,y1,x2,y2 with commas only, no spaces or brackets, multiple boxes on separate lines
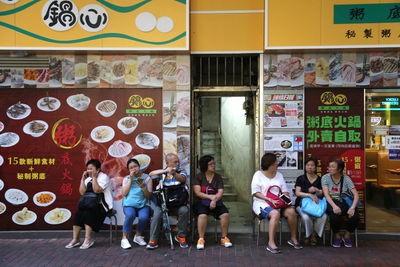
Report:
279,194,292,205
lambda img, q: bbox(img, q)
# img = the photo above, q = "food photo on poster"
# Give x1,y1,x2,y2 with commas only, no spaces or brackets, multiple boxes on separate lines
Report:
0,88,162,230
264,134,304,170
264,93,304,128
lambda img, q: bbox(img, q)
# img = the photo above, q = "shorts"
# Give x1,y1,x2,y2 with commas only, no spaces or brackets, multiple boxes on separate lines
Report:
193,201,229,219
259,206,288,219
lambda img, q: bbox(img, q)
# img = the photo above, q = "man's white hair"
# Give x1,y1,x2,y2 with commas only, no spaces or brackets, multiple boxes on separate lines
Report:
165,153,178,163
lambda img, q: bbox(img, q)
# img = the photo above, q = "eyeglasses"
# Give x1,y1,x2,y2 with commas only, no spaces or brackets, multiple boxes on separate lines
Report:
208,162,216,166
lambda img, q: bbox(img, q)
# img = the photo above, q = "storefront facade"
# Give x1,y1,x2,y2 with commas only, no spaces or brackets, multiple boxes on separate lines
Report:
1,0,399,233
0,0,190,229
263,0,400,232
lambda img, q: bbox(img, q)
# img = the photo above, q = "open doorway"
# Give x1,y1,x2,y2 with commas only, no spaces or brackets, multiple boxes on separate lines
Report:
194,93,256,233
365,90,400,233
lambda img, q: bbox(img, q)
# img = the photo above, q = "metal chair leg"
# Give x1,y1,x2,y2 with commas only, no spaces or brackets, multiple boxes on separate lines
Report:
256,219,261,246
355,228,358,248
298,219,302,241
214,218,218,243
109,218,112,246
279,219,282,246
113,215,118,243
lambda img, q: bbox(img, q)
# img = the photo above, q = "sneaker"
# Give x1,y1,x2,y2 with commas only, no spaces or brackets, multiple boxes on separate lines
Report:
220,236,233,248
197,238,205,250
121,238,131,249
332,238,341,248
79,240,94,250
266,245,281,254
287,240,303,250
133,235,147,246
343,238,353,248
174,235,189,248
146,241,159,250
65,241,81,249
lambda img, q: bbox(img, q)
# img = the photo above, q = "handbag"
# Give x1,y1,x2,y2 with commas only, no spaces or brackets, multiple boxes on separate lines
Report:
301,197,327,217
265,185,290,209
78,192,101,209
339,176,362,208
341,190,362,207
201,186,223,207
165,185,189,208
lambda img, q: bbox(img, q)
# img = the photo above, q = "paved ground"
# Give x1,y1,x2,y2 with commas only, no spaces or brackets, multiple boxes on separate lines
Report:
0,233,399,267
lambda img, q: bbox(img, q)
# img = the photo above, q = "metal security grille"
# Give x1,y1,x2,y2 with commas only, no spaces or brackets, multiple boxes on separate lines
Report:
0,56,49,69
191,55,259,87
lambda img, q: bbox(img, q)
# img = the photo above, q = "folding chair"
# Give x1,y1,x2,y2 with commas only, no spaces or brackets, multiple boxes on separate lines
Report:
297,214,327,245
192,214,219,243
328,215,358,248
105,209,118,245
254,212,283,246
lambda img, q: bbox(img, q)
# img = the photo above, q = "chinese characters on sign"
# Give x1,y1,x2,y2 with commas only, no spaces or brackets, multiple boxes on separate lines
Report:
8,157,55,180
334,4,400,43
305,88,365,229
42,1,109,32
42,0,79,31
264,94,304,128
60,152,73,196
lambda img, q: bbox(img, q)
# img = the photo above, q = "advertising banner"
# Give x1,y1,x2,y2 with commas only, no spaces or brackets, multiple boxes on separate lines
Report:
264,93,304,128
266,1,400,48
305,88,365,229
0,88,162,230
263,52,400,89
0,0,188,50
264,134,304,170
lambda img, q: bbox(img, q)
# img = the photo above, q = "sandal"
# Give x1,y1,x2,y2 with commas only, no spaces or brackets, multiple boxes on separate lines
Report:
311,233,318,246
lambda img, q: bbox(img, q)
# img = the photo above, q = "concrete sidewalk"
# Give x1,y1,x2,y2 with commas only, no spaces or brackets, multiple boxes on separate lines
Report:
0,233,399,266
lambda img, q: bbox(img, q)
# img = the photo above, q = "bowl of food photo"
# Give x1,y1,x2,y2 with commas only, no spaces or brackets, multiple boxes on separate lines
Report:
117,117,139,135
96,100,117,117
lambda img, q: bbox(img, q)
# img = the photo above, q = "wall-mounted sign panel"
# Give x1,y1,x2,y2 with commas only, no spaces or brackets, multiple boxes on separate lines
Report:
0,0,188,50
266,0,400,49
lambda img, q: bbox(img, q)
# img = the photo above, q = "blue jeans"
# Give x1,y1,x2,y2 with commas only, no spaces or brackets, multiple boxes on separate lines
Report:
123,206,150,234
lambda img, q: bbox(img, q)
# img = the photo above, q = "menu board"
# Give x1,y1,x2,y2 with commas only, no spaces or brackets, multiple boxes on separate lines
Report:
264,134,304,170
305,88,366,229
264,93,304,128
0,88,162,230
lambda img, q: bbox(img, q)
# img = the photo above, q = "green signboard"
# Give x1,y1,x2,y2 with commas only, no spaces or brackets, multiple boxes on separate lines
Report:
334,3,400,24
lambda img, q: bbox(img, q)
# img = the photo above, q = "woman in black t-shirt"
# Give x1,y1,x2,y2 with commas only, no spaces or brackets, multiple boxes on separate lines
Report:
193,155,232,250
295,158,327,245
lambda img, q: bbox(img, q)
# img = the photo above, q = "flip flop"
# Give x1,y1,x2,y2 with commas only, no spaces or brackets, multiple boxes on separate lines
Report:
65,242,81,249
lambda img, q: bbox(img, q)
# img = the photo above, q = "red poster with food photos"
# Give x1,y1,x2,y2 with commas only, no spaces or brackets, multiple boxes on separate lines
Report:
0,88,162,230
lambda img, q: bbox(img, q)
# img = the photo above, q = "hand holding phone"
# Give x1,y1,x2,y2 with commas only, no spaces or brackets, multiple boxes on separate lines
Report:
279,194,292,205
136,177,145,188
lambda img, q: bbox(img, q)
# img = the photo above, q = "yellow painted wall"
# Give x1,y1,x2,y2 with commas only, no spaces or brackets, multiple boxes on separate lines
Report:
0,0,187,50
267,0,400,48
190,0,264,52
191,0,263,11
